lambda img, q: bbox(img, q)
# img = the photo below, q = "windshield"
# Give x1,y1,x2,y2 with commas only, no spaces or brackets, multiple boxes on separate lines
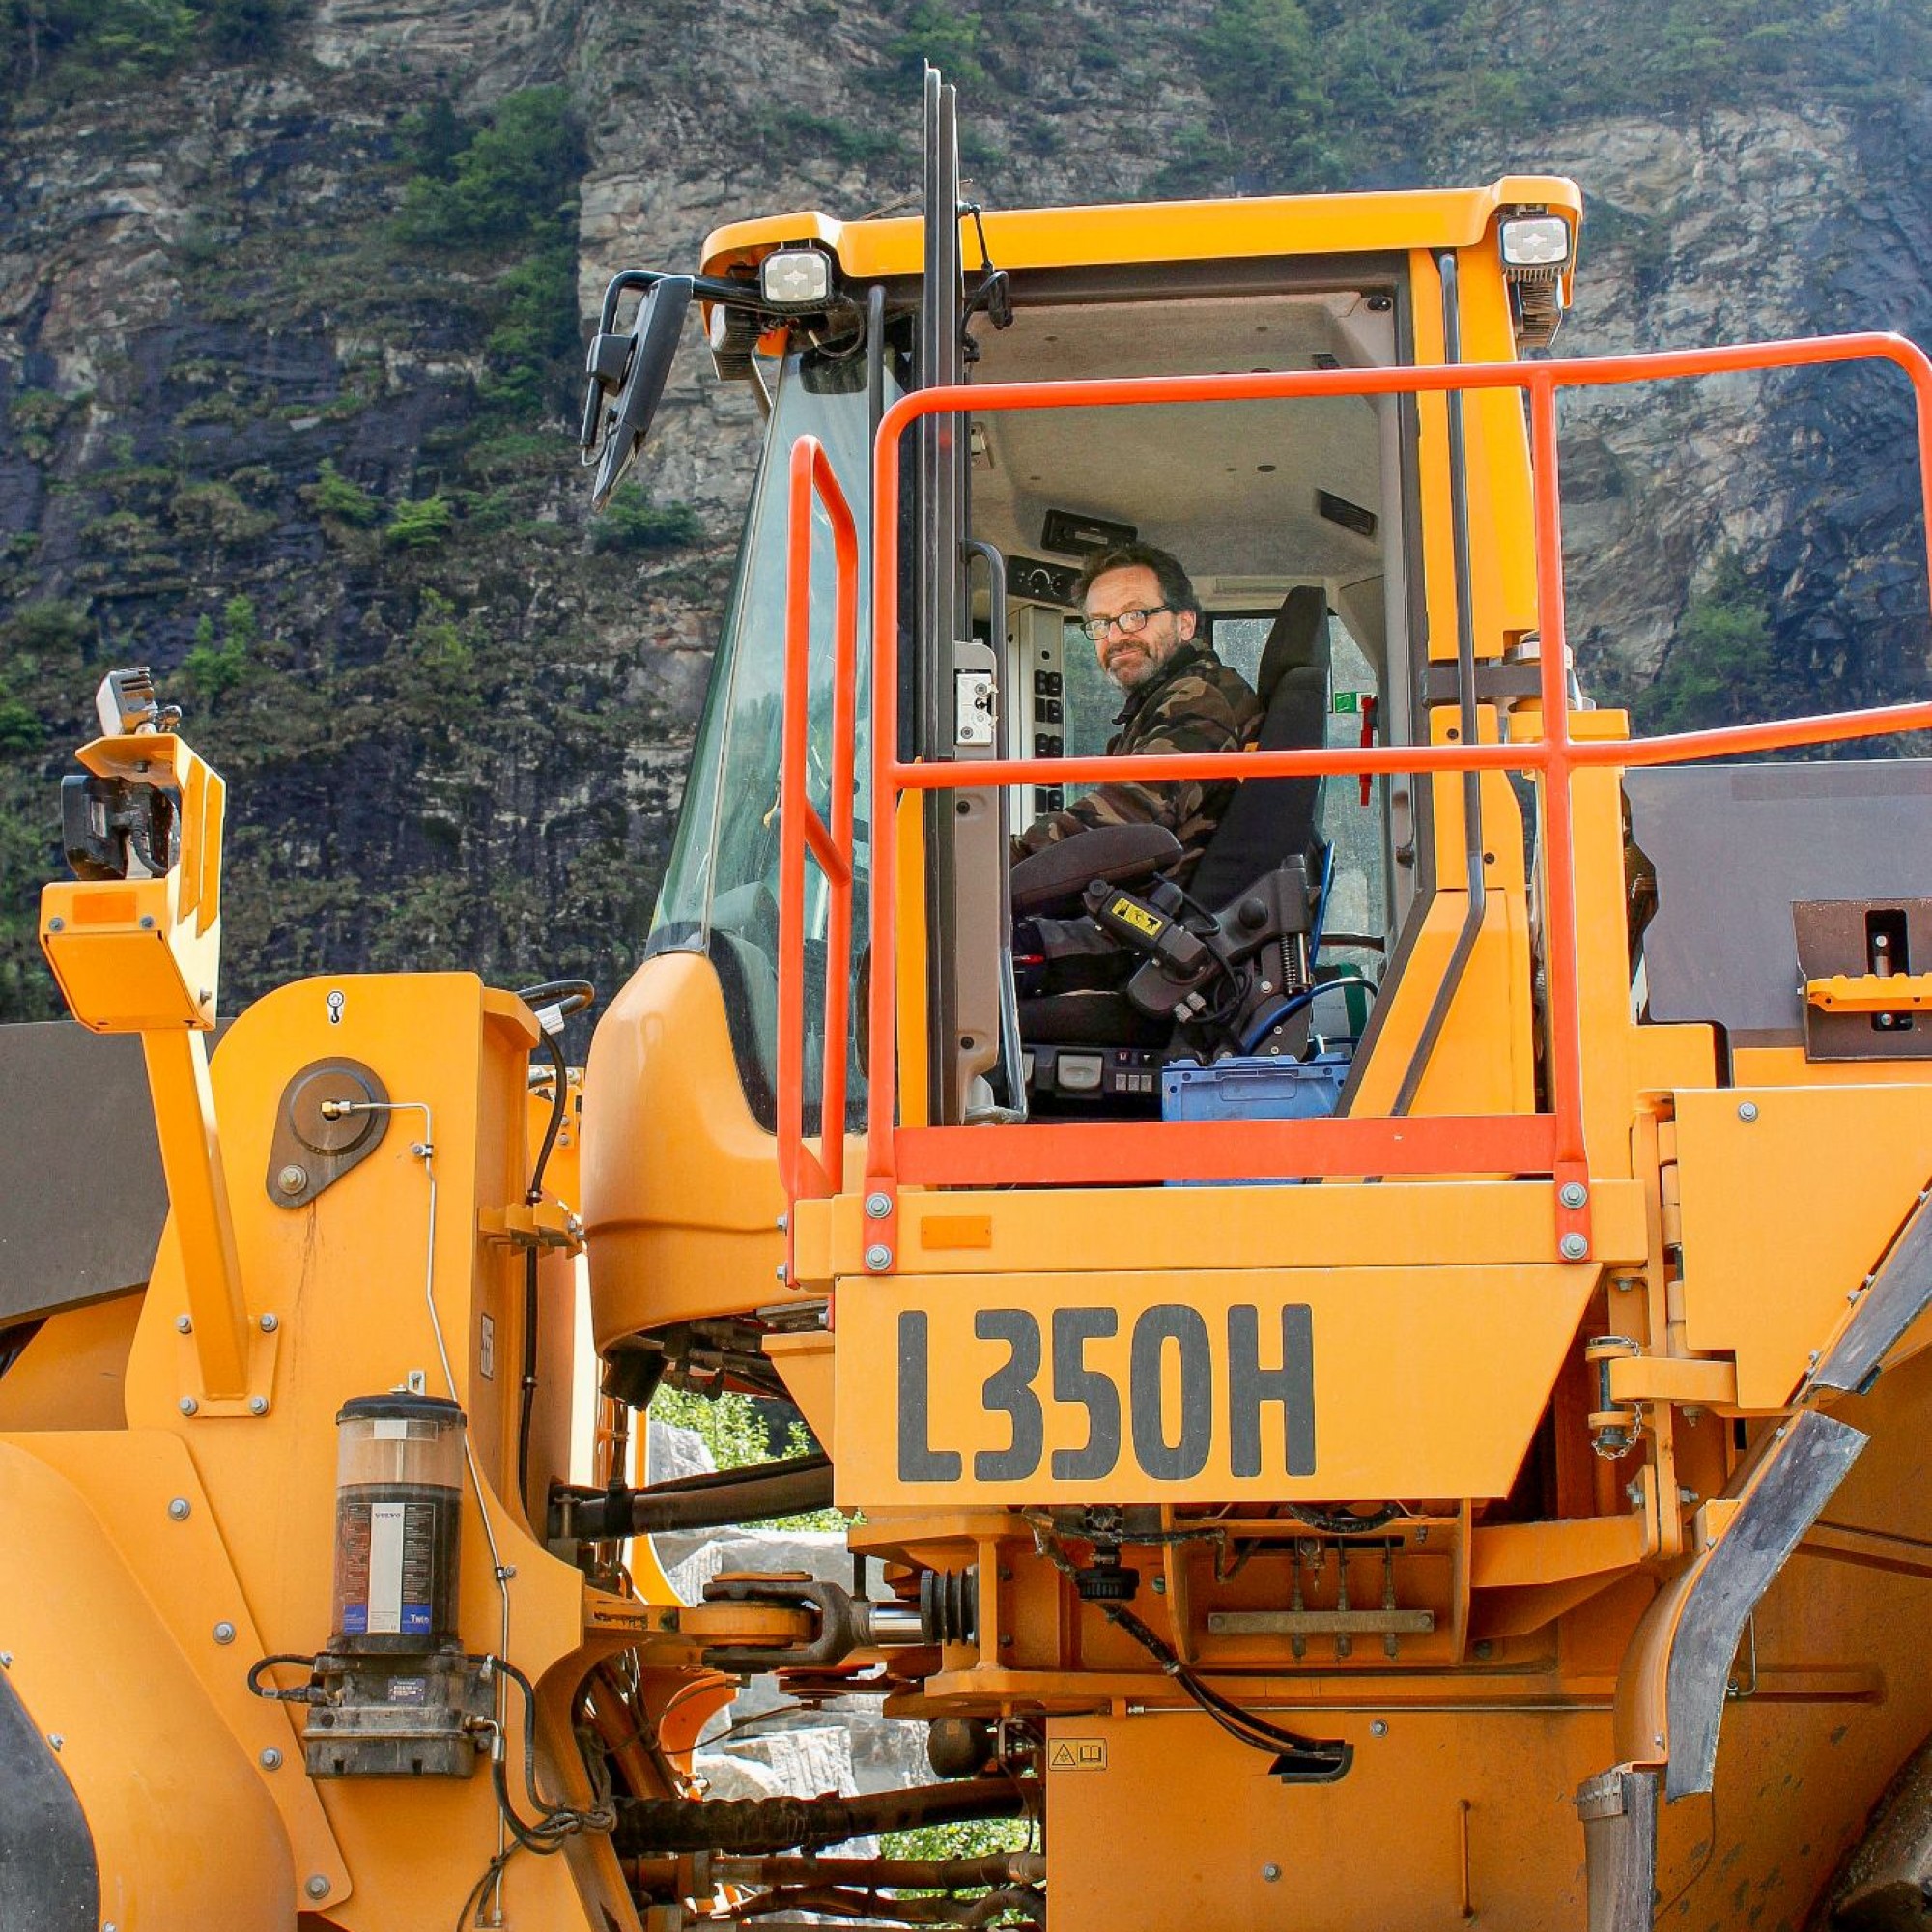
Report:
650,343,895,1130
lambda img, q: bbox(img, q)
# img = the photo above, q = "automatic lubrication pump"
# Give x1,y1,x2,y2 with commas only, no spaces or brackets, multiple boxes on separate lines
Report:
251,1392,497,1777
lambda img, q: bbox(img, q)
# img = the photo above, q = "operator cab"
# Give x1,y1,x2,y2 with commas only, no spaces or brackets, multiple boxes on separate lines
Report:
579,78,1576,1158
967,287,1404,1113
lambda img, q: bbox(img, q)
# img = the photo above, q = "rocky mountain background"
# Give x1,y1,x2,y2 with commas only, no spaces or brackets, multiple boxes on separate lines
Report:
4,0,1932,1019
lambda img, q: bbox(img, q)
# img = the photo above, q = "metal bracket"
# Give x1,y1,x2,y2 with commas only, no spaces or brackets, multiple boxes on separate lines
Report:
264,1060,389,1209
477,1200,584,1254
174,1310,281,1420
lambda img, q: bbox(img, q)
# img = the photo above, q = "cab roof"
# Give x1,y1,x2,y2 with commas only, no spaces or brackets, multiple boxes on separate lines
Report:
700,176,1581,288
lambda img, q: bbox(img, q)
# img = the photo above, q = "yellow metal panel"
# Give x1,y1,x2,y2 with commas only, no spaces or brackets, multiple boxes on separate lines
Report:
797,1178,1648,1281
118,973,601,1932
1044,1707,1622,1932
1673,1084,1932,1407
0,1437,312,1926
582,950,786,1350
767,1327,835,1450
0,1290,140,1429
41,882,204,1030
703,177,1581,283
834,1264,1593,1507
40,729,225,1033
1732,1042,1932,1088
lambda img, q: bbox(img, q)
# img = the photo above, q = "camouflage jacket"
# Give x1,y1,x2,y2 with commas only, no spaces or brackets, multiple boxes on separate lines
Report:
1010,642,1263,883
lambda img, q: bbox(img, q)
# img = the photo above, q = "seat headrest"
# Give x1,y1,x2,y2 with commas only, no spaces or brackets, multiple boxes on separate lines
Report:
1256,585,1328,706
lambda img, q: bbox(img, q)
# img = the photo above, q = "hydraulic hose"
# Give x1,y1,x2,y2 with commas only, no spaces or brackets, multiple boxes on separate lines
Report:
553,1453,836,1541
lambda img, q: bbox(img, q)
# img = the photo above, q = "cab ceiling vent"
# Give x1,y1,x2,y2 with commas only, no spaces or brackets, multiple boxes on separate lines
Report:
1317,490,1377,539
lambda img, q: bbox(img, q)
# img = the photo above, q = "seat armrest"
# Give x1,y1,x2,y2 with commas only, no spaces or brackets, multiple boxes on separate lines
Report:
1010,822,1184,915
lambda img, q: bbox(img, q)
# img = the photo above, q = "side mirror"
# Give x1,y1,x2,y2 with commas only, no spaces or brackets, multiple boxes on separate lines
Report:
581,274,694,511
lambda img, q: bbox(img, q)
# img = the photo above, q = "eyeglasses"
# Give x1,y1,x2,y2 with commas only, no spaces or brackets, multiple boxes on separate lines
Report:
1079,604,1171,642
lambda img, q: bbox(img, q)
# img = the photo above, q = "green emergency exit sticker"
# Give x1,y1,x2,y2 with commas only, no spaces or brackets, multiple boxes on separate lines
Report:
1332,691,1361,714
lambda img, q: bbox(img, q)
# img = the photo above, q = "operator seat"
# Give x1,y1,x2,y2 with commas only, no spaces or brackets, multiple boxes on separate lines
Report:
1014,584,1331,1063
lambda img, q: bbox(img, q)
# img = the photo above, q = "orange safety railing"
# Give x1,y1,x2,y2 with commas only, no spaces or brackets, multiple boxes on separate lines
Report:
775,435,859,1202
777,332,1932,1265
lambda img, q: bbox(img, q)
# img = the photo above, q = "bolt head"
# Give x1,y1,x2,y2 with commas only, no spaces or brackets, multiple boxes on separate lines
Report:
864,1243,893,1272
46,1733,62,1751
1472,1639,1493,1660
46,916,64,932
305,1876,332,1901
178,1396,198,1416
1262,1863,1282,1883
174,1313,192,1333
248,1396,270,1416
275,1163,308,1196
1737,1100,1759,1122
138,914,156,929
259,1312,278,1332
1370,1719,1388,1737
865,1191,893,1220
1560,1233,1590,1262
213,1621,236,1645
0,1652,12,1667
167,1497,190,1521
260,1747,283,1771
1559,1180,1588,1209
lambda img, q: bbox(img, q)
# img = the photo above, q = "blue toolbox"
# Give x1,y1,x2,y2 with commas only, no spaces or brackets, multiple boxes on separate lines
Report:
1160,1051,1350,1183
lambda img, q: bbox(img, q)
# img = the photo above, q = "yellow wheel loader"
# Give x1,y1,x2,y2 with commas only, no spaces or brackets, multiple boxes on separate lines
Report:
8,68,1932,1932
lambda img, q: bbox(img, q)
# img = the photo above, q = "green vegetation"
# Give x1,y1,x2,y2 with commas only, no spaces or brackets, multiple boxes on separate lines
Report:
7,387,77,460
169,478,275,545
481,244,582,419
0,601,92,1021
864,0,1932,195
183,593,260,703
880,1818,1034,1861
1636,554,1799,733
883,0,987,88
591,493,703,554
2,0,294,101
394,86,584,251
384,494,454,549
747,105,899,167
310,458,382,527
393,88,588,422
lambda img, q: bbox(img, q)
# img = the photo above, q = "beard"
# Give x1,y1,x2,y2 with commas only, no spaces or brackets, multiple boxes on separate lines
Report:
1102,637,1170,689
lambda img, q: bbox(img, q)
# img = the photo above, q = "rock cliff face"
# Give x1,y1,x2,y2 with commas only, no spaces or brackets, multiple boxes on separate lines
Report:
2,4,1929,1018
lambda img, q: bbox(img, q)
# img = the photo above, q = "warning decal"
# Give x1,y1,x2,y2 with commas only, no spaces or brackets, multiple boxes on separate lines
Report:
1048,1740,1108,1771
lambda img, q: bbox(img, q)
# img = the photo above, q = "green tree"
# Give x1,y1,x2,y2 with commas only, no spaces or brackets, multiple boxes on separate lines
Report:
481,244,582,418
183,593,259,703
590,492,702,554
884,1,988,88
394,87,585,252
385,495,454,548
1636,554,1795,734
1170,0,1342,194
311,458,382,526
